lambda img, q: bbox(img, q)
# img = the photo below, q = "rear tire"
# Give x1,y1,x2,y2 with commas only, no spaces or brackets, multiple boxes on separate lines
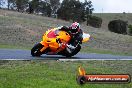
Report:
61,45,81,57
31,43,43,57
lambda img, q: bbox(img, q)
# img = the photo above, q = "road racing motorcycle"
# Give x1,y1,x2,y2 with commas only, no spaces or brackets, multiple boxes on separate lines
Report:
31,27,90,57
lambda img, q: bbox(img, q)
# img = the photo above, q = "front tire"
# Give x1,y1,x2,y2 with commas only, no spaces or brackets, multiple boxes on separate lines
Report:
31,43,43,57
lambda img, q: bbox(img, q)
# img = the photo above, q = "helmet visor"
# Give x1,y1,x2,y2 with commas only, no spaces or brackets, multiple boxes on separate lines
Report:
71,29,78,33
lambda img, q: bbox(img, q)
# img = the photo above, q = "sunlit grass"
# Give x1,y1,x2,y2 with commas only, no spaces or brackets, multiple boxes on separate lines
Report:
0,60,131,88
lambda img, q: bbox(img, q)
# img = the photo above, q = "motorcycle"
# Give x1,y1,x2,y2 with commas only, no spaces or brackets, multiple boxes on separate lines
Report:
31,27,90,57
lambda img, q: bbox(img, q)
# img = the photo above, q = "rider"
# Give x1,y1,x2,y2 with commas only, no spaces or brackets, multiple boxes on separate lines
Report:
58,22,83,53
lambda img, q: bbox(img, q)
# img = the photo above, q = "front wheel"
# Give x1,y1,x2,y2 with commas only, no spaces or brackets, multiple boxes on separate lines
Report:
31,43,43,57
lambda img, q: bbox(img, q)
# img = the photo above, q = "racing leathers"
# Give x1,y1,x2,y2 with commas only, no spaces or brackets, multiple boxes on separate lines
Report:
58,26,83,53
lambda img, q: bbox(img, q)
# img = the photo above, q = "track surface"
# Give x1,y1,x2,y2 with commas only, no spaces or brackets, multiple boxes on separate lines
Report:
0,49,132,60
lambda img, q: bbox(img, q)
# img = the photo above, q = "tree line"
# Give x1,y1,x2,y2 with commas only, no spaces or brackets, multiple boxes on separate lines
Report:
0,0,94,22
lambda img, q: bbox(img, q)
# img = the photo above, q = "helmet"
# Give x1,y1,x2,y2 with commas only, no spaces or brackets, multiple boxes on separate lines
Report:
70,22,80,34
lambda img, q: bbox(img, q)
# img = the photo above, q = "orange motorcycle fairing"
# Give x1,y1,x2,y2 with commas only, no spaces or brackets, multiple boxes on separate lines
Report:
40,41,48,52
40,28,71,53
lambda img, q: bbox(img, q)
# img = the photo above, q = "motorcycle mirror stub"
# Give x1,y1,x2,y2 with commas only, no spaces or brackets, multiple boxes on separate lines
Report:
82,33,90,42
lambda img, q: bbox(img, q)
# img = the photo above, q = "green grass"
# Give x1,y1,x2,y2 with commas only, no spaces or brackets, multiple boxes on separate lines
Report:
81,47,132,56
0,60,131,88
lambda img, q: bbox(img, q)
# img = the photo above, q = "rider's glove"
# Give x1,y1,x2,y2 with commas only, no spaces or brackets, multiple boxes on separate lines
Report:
78,40,82,44
66,44,76,54
67,44,76,49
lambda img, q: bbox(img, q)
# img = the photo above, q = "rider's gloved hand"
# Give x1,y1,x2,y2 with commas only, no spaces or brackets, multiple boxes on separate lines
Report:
78,40,82,44
66,44,76,54
66,44,76,49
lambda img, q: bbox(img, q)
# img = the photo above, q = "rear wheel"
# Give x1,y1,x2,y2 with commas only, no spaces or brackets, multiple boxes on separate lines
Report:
31,43,43,57
61,45,81,57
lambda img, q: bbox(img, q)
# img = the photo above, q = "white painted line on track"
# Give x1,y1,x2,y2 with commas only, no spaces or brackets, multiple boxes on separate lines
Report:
0,59,31,60
0,58,132,61
59,59,132,61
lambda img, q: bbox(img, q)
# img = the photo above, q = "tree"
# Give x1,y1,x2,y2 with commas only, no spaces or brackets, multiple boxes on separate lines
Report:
57,0,94,22
87,16,102,28
0,0,5,8
33,0,42,14
83,0,94,25
50,0,60,15
46,3,52,17
7,0,16,10
39,1,52,17
7,0,29,12
128,25,132,36
108,20,128,34
15,0,29,12
27,0,52,16
71,0,85,22
57,0,70,20
7,0,11,10
28,1,34,13
57,0,84,22
27,0,41,14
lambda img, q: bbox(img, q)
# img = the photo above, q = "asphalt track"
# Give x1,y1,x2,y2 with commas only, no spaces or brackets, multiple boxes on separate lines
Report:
0,49,132,61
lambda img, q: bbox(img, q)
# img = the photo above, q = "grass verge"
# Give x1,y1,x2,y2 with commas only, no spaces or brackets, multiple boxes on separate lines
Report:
0,60,131,88
81,47,132,56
